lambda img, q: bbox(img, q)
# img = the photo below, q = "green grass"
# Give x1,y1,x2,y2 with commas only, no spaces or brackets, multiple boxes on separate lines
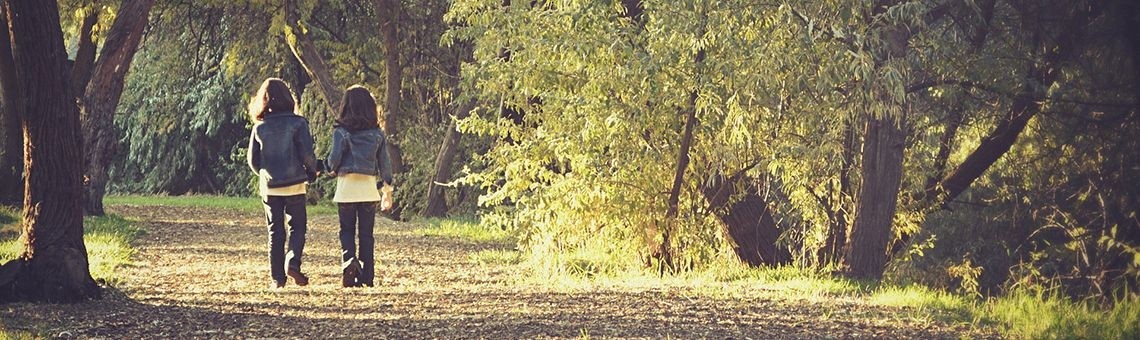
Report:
0,212,141,286
984,289,1140,339
469,249,522,265
106,194,338,215
416,217,513,245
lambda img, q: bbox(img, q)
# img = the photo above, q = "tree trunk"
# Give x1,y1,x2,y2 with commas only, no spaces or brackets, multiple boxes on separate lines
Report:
0,6,21,207
842,1,912,280
845,114,908,280
0,0,101,303
819,121,856,266
423,102,473,217
69,9,99,98
701,172,791,266
374,0,406,174
285,0,342,114
81,0,156,216
923,106,961,193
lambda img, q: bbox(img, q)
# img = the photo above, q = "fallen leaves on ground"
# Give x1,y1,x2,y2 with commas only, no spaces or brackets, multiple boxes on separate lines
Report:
1,205,997,339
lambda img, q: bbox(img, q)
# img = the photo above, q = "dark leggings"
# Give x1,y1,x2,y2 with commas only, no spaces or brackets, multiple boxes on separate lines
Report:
338,201,377,285
264,194,307,284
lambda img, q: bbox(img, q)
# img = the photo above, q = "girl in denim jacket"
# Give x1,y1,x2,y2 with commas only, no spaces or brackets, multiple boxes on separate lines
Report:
326,85,394,287
246,78,319,288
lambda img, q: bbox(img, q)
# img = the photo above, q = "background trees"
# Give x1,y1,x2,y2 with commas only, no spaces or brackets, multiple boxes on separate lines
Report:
0,0,1132,302
447,0,1137,298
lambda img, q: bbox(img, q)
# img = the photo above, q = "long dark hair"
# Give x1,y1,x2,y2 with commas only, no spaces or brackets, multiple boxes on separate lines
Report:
336,85,381,132
248,78,297,122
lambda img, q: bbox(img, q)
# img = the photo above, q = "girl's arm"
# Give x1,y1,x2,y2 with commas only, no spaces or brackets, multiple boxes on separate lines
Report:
246,129,260,173
295,120,319,180
376,131,394,187
327,128,346,173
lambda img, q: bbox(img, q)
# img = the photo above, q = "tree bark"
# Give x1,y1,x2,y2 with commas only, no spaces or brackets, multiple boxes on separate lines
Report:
374,0,406,174
819,121,856,266
284,0,342,114
845,114,908,280
701,172,791,266
81,0,156,216
923,106,961,193
0,5,22,207
0,0,100,303
843,0,911,280
423,102,473,217
69,9,99,98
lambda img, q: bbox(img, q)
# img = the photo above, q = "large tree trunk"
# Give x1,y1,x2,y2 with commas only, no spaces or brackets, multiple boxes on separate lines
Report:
374,0,406,174
0,6,21,207
841,1,913,280
81,0,156,216
0,0,101,303
423,102,473,217
284,0,342,114
845,114,908,280
701,172,791,266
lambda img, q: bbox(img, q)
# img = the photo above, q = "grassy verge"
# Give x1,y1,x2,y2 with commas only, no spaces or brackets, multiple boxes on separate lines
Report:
416,216,1139,338
106,195,339,215
0,208,141,286
415,217,513,245
413,217,522,266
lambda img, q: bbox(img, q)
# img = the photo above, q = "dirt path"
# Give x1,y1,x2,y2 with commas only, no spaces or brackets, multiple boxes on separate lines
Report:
2,204,995,338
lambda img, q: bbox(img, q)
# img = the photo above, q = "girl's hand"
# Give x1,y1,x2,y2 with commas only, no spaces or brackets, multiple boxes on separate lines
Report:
380,185,394,211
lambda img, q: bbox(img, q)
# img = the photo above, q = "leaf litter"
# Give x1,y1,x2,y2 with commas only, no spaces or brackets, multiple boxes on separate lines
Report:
1,204,997,338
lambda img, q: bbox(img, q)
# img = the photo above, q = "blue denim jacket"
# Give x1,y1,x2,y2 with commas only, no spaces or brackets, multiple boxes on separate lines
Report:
247,112,319,188
327,126,393,186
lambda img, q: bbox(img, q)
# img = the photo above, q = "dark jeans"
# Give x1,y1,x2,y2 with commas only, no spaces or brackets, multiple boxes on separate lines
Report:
338,201,376,285
264,194,308,283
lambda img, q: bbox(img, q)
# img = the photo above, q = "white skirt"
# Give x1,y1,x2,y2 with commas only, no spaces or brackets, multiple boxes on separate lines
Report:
333,173,381,203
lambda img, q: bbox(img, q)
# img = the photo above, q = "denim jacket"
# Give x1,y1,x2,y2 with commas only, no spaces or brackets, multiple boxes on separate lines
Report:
247,112,319,188
327,126,393,186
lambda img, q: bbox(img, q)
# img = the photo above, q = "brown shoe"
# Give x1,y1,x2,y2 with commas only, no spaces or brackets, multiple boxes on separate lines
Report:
287,267,309,286
342,260,360,288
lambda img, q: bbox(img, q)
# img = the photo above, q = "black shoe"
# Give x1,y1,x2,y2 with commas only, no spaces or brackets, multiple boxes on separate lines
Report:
287,268,309,286
271,280,285,289
342,260,361,287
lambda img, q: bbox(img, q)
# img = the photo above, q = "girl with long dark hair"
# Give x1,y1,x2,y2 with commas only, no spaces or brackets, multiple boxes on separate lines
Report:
246,78,319,288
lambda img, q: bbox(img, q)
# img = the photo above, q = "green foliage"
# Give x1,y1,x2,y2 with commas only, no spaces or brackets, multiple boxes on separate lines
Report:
111,3,276,196
449,0,802,276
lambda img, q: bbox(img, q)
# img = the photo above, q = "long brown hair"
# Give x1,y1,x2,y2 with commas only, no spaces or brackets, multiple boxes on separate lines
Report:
247,78,297,122
336,85,381,132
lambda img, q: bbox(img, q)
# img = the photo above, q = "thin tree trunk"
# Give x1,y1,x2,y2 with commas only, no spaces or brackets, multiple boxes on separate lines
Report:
70,9,99,98
819,121,856,266
285,0,342,114
0,5,22,207
424,102,473,217
81,0,155,216
374,0,405,174
659,47,705,273
924,106,961,193
0,0,100,303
